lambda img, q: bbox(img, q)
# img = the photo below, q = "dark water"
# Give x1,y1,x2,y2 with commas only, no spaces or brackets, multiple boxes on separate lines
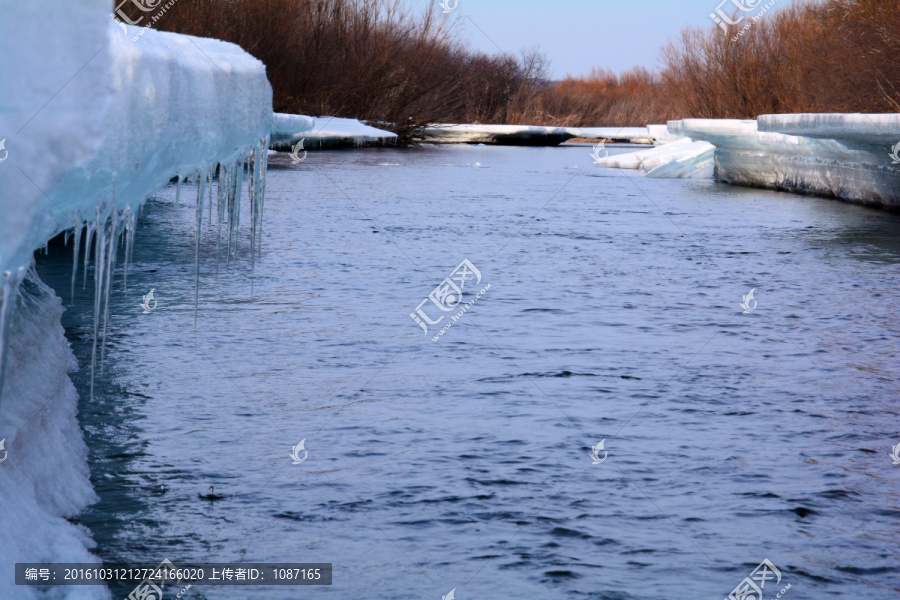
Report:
38,144,900,599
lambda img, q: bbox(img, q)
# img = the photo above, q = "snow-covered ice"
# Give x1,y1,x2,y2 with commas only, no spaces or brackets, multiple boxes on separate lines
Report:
270,115,396,150
594,115,900,200
0,271,105,600
675,116,900,209
270,112,316,149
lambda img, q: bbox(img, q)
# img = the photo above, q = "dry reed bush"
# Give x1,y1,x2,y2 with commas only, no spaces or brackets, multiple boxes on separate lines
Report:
661,0,900,118
508,68,677,127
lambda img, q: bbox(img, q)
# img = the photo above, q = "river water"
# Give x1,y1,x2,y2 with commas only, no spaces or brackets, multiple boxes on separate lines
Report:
36,144,900,599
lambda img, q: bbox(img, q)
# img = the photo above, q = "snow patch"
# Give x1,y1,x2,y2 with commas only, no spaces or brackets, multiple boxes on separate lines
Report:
0,269,109,600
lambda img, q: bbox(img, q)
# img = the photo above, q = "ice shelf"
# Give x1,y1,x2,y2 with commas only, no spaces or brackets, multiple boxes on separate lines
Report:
417,123,575,146
415,124,665,146
671,115,900,209
270,112,316,149
568,126,657,144
0,2,273,597
270,114,396,151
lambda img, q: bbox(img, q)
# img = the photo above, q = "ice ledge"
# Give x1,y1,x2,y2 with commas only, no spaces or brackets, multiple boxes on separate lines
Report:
758,113,900,145
270,114,396,150
0,20,273,276
669,115,900,210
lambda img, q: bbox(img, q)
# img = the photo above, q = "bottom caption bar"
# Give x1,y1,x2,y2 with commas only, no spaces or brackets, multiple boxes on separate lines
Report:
16,561,332,586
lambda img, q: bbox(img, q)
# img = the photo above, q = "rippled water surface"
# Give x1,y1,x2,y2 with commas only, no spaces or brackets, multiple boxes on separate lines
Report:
38,144,900,599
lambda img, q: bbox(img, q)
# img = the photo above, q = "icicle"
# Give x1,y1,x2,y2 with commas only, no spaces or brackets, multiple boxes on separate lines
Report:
89,206,105,401
175,174,183,206
71,216,81,304
123,207,136,292
215,164,225,278
226,164,236,272
226,158,244,267
194,169,206,327
100,203,118,374
249,148,257,296
208,167,214,226
0,266,26,401
258,136,269,259
83,221,96,289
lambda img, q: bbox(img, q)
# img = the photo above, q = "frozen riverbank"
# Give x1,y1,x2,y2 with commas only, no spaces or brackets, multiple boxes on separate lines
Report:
674,115,900,210
592,114,900,209
0,3,272,597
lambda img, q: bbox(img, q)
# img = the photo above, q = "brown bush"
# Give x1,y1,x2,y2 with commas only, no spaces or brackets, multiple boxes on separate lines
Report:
508,67,677,127
661,0,900,118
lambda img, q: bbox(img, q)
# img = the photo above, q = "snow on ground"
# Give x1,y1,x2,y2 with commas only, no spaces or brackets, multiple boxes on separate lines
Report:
0,271,105,600
0,3,273,597
270,114,396,150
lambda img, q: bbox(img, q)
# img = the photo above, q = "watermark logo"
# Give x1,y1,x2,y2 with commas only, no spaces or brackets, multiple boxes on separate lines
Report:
290,439,308,464
410,259,490,340
740,288,757,314
290,138,307,164
110,0,178,42
589,439,608,464
589,141,607,162
438,0,458,14
111,0,162,34
126,558,177,600
710,0,781,41
889,141,900,165
0,438,7,463
140,288,157,313
726,558,788,600
709,0,760,33
442,588,456,600
890,442,900,465
0,138,8,163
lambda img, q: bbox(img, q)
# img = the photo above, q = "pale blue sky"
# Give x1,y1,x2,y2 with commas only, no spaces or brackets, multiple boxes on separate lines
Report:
413,0,796,78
